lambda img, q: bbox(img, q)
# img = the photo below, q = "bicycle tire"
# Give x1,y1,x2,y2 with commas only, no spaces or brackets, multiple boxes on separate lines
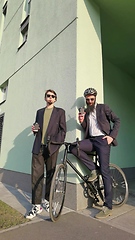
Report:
110,163,129,207
49,164,67,222
93,163,128,207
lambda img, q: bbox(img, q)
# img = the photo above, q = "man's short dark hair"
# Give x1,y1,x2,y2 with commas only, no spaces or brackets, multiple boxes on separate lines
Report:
45,89,57,100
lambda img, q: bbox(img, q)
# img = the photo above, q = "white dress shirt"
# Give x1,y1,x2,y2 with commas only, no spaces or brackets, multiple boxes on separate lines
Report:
88,105,104,137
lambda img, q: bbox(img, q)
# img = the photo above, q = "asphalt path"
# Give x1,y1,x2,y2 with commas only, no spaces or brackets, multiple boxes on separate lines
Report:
0,212,134,240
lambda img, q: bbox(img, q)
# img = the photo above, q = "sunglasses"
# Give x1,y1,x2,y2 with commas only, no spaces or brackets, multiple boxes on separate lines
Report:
86,98,95,102
46,94,56,98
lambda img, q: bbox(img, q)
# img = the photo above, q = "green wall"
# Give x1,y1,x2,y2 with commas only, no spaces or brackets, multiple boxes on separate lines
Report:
103,59,135,168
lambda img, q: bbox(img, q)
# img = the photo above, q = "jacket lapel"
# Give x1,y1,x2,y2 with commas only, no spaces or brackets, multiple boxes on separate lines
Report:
39,108,45,134
96,104,100,121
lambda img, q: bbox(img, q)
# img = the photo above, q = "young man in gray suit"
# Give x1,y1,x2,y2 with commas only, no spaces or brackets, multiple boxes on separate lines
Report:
70,88,120,219
26,89,66,219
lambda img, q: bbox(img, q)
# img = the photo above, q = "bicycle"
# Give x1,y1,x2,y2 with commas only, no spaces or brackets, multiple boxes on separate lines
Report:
48,140,129,222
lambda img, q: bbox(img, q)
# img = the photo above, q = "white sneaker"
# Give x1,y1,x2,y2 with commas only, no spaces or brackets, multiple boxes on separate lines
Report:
43,199,49,212
25,205,43,219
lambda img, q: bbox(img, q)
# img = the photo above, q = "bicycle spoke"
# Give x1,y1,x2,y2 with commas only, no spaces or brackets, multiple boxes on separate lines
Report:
49,164,67,221
110,163,128,207
52,175,65,215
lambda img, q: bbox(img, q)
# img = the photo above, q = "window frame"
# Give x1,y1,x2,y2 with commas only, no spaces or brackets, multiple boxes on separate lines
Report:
2,1,8,16
18,0,32,50
0,114,4,152
0,81,8,105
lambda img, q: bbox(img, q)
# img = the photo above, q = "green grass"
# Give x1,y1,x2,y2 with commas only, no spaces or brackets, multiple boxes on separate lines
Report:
0,200,30,230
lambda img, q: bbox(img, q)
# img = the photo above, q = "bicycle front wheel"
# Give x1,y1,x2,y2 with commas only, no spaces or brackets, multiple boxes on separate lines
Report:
110,163,129,207
49,164,67,222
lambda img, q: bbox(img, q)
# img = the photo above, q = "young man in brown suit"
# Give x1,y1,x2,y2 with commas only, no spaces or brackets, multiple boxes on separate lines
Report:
26,89,66,219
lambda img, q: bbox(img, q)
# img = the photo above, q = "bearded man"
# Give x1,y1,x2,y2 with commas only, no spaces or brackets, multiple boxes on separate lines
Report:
70,88,120,219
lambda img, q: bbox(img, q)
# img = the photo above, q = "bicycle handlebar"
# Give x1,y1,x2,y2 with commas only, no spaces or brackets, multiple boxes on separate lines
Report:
46,137,97,158
47,136,79,146
46,137,80,156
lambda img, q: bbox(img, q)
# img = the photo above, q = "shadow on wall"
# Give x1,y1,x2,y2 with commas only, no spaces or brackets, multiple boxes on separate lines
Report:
66,96,85,137
71,96,85,110
0,126,33,191
0,126,34,211
0,97,86,210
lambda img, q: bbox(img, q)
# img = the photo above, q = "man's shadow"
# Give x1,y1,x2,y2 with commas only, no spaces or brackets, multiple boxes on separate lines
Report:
0,126,34,212
66,96,85,135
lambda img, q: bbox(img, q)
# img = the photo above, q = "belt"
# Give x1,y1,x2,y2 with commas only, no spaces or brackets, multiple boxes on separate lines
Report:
89,135,104,138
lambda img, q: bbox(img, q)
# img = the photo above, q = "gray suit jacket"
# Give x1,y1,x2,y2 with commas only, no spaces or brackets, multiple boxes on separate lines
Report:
32,106,66,155
81,104,120,146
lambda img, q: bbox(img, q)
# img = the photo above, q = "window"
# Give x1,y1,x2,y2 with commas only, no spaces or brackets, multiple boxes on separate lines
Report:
18,0,31,50
20,14,29,44
0,114,4,152
0,1,8,46
0,80,8,104
2,1,8,16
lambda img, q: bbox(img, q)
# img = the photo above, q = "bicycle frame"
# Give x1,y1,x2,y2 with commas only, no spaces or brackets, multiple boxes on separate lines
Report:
61,143,99,200
62,143,86,181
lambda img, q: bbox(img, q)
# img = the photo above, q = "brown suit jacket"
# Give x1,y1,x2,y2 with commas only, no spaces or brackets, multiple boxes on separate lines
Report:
32,106,66,155
81,104,120,146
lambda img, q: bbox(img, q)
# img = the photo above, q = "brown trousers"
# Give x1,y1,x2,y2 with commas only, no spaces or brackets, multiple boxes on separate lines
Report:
32,147,58,204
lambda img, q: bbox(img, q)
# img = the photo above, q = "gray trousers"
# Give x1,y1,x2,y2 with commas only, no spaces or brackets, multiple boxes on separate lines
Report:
32,147,58,204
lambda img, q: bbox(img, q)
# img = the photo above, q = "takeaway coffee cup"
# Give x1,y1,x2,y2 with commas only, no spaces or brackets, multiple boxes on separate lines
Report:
34,123,40,132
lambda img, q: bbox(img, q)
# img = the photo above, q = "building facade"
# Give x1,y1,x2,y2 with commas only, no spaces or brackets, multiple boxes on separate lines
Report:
0,0,135,210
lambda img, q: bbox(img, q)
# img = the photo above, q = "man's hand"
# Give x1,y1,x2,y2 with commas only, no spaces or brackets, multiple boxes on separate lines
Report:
102,135,113,145
32,123,40,133
32,125,35,132
78,113,85,123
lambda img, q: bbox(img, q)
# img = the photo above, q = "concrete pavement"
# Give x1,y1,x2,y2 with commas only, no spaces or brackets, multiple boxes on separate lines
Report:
0,180,135,239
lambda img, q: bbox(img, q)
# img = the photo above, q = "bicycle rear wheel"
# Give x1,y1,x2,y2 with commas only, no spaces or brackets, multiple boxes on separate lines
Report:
49,164,67,222
110,163,129,207
94,163,128,207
